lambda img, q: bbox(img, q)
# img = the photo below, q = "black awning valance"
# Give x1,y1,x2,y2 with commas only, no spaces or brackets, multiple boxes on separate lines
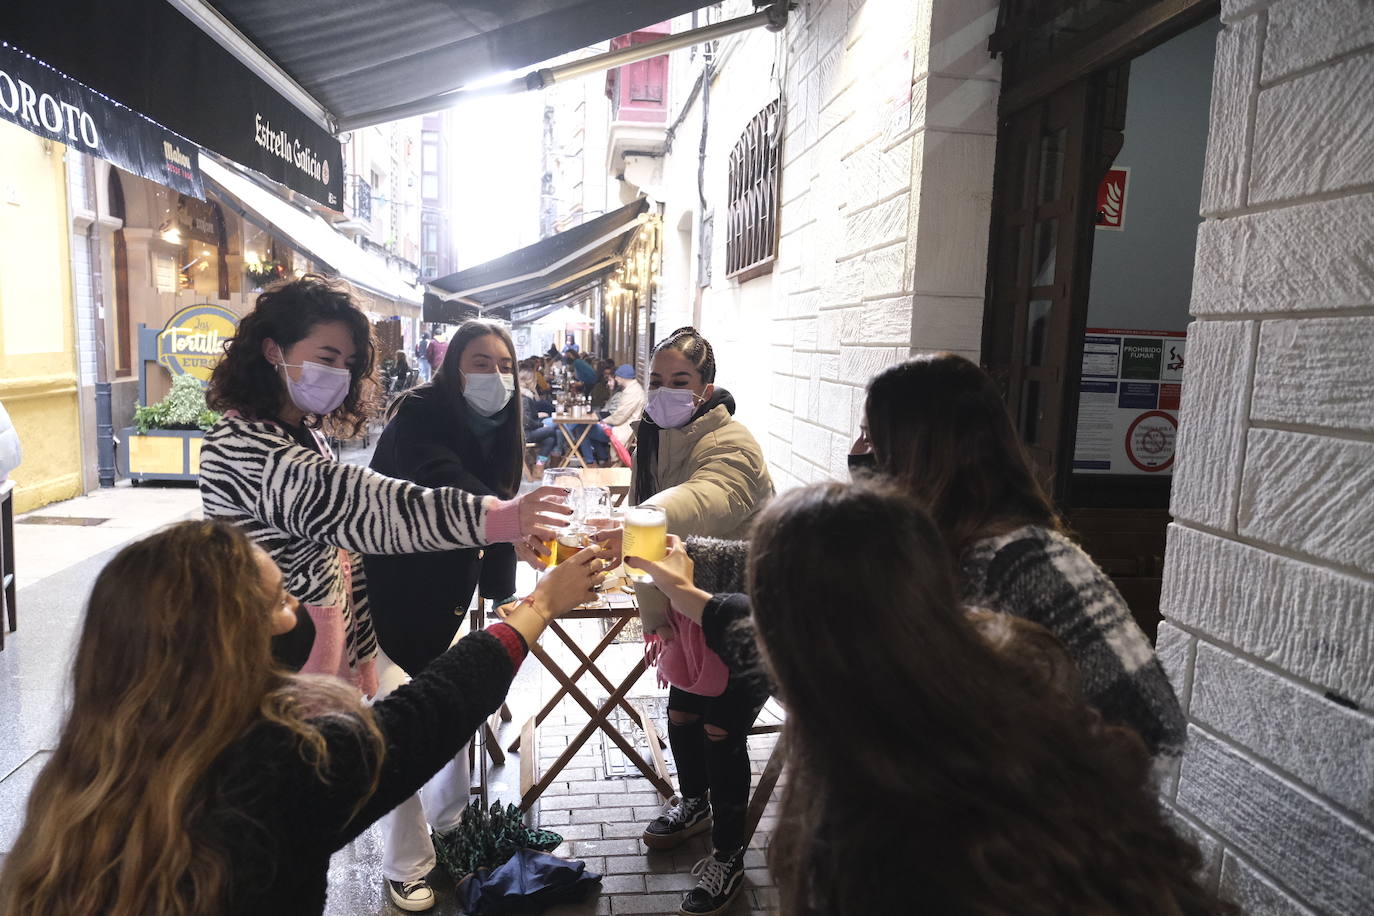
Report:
4,0,345,208
428,198,649,314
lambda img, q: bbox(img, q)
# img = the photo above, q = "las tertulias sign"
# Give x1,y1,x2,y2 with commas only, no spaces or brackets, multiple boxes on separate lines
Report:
0,42,203,198
156,303,239,385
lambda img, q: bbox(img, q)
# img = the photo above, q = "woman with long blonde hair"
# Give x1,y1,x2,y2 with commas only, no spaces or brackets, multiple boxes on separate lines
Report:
0,520,601,916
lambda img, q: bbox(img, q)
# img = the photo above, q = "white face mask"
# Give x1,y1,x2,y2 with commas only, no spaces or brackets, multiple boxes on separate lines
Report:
278,359,351,416
462,371,515,417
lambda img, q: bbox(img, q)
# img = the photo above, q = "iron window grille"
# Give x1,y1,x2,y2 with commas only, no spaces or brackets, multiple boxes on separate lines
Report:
352,175,373,222
726,98,783,281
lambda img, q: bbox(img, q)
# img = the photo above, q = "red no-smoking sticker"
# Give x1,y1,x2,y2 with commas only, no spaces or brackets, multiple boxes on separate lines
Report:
1125,410,1177,472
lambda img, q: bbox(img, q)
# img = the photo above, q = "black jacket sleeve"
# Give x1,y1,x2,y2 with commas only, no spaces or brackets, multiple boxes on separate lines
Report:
318,629,519,845
701,593,766,681
387,403,498,497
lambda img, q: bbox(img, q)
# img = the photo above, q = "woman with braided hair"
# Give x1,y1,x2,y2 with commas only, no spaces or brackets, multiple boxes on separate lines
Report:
627,326,773,916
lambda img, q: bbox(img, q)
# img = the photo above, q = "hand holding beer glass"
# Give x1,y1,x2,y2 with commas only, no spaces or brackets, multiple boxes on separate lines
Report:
538,468,583,569
622,505,667,580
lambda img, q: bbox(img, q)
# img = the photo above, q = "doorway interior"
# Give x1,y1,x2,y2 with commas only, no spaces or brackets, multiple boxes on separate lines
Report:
983,2,1220,640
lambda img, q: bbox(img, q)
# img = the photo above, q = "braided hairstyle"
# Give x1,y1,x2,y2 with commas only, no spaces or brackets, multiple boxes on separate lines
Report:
633,327,718,504
651,326,716,384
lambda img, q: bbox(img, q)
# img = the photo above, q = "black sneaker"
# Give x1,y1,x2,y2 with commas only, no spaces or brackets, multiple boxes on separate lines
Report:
642,795,712,850
386,878,435,912
679,849,745,916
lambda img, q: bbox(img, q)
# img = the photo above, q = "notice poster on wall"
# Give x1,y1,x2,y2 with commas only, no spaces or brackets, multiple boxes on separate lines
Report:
1072,327,1186,475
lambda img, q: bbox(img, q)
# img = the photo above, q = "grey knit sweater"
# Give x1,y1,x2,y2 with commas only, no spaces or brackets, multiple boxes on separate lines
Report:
686,528,1186,759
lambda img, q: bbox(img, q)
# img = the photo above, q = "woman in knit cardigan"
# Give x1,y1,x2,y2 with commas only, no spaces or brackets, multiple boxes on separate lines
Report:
626,483,1231,916
624,354,1185,763
200,276,567,699
0,520,605,916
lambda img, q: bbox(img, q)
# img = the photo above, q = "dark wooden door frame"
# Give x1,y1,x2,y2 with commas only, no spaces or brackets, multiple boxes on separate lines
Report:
999,0,1219,114
983,0,1214,501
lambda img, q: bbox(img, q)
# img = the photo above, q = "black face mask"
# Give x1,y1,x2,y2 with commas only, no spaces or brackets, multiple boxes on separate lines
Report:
847,452,878,476
270,603,316,672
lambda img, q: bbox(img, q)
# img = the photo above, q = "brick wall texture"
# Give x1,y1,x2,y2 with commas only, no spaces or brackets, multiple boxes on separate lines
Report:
747,0,999,488
1162,0,1374,910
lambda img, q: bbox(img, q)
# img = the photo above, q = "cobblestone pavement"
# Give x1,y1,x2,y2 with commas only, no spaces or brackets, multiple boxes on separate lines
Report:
324,614,782,916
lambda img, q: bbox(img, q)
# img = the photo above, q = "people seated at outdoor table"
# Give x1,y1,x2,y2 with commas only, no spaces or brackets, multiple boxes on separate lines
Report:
626,481,1232,916
588,359,616,410
626,326,775,916
564,346,598,391
198,275,570,699
585,363,645,464
363,319,550,911
520,367,555,430
0,520,604,916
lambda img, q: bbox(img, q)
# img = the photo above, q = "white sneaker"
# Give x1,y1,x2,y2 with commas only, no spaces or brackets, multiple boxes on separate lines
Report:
387,878,435,912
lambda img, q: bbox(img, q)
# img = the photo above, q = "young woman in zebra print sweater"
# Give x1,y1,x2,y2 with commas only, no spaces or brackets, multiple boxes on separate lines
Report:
202,276,568,698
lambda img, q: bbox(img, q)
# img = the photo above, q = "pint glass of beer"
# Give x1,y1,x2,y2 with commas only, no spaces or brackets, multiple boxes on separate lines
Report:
555,526,591,567
622,505,667,581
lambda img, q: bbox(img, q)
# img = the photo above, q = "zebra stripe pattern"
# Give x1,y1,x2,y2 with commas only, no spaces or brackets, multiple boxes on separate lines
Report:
199,417,494,667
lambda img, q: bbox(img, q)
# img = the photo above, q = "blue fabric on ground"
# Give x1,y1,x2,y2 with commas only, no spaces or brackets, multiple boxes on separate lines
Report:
457,849,601,915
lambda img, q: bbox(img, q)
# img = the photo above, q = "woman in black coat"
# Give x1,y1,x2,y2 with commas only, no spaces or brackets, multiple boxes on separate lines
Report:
362,319,534,910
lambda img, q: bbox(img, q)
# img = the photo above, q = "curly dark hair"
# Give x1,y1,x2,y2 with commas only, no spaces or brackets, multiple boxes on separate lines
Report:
748,480,1235,916
207,275,378,438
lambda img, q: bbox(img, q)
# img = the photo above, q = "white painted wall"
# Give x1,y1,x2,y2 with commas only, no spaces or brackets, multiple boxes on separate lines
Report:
1159,0,1374,910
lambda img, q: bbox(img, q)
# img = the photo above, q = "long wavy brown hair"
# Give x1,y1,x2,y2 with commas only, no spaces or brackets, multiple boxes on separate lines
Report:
387,319,524,498
207,274,379,437
0,522,383,916
864,353,1061,558
747,481,1232,916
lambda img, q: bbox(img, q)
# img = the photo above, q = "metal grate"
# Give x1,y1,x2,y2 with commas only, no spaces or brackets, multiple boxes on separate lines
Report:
600,695,677,778
725,99,783,280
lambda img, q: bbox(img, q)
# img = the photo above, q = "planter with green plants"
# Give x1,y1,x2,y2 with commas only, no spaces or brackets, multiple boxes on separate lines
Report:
120,374,222,483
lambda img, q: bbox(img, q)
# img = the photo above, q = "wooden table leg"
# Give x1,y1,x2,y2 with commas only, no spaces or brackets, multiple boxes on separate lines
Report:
639,703,672,798
518,649,675,808
550,620,665,747
555,424,589,468
508,617,631,753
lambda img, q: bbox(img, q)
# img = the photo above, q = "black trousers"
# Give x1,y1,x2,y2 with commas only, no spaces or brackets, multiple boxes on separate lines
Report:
666,676,768,854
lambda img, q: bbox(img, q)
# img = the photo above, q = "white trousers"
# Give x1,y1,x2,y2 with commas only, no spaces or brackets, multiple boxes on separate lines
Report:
375,647,473,883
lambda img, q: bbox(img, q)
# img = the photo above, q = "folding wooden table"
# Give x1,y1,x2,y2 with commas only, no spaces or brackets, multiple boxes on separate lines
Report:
509,587,675,810
550,415,597,468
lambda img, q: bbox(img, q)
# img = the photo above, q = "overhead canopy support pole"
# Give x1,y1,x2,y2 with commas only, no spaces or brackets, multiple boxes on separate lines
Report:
338,2,792,131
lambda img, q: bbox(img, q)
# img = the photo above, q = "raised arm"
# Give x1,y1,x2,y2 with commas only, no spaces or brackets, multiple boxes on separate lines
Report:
643,433,771,538
201,421,565,555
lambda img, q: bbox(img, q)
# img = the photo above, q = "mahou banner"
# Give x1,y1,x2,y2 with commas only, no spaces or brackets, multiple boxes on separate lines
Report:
0,42,203,198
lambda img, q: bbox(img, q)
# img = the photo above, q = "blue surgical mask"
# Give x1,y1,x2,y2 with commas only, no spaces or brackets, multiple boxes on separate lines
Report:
462,371,515,417
644,387,698,429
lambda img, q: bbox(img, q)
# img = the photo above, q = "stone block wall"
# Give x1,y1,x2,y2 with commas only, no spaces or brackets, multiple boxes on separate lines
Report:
761,0,1000,488
1160,0,1374,910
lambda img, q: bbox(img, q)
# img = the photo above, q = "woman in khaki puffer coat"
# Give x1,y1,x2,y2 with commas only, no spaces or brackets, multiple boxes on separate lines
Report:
624,326,773,916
